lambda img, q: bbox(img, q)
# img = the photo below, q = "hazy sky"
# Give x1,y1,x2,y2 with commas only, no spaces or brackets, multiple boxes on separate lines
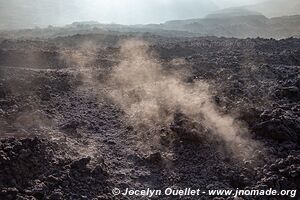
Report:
0,0,267,29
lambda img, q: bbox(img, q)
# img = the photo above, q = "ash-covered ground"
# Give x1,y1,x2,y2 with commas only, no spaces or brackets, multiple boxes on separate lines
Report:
0,34,300,200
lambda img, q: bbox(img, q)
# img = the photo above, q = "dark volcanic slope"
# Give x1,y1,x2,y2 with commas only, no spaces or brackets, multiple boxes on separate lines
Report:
0,35,300,200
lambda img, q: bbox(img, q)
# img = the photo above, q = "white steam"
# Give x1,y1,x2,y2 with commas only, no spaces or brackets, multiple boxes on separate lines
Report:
107,39,258,158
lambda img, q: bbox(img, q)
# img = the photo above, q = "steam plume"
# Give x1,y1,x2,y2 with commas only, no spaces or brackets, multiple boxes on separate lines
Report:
107,39,259,158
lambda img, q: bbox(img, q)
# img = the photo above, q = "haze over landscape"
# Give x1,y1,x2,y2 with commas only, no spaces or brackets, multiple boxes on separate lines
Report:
0,0,299,29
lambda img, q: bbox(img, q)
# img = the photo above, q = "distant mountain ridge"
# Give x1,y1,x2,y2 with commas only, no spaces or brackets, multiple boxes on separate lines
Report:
210,0,300,18
1,14,300,39
205,8,262,19
244,0,300,18
148,12,300,38
1,0,300,39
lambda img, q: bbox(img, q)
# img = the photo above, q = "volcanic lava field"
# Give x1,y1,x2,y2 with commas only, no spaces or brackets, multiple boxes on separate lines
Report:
0,34,300,200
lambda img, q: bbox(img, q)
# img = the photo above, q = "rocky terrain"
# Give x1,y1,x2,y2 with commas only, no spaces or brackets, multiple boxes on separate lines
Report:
0,34,300,200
